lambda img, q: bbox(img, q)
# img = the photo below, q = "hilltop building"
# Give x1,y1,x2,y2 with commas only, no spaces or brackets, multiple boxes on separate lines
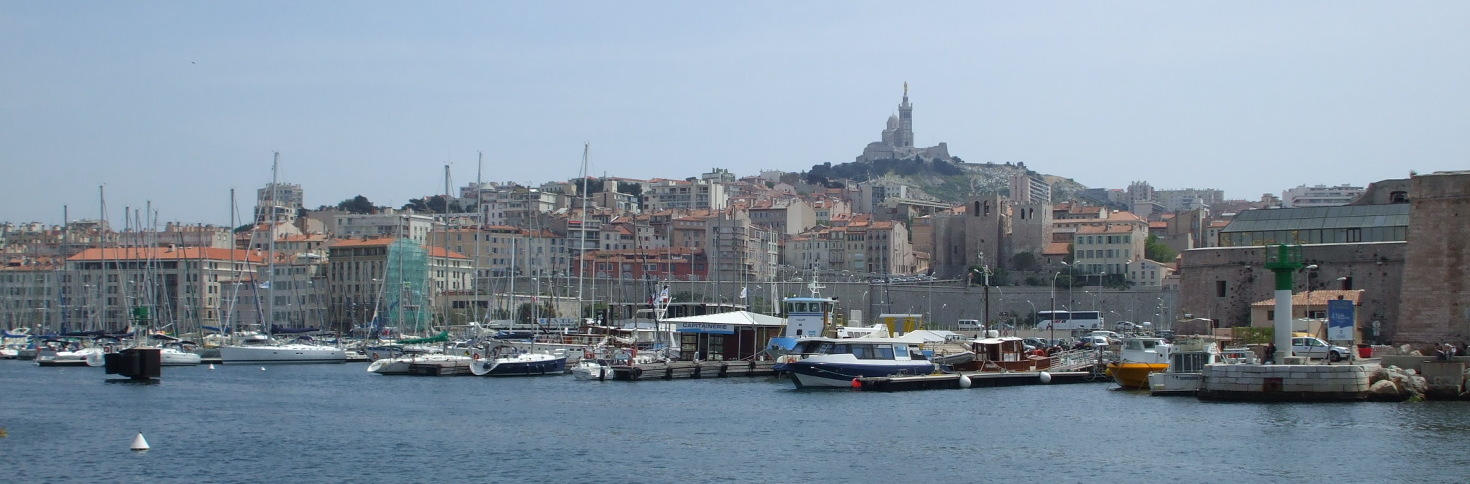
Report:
855,83,951,164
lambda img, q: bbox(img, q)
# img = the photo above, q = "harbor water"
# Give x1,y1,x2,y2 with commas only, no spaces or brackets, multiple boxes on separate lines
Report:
3,361,1468,483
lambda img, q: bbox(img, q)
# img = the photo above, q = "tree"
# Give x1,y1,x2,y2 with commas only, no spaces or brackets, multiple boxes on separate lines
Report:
1145,234,1177,262
1010,252,1039,272
337,195,376,214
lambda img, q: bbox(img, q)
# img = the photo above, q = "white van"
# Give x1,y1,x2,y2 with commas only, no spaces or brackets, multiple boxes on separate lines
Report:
956,319,981,331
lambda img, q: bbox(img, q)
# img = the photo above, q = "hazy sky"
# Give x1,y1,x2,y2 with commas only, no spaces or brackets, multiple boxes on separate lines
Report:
3,2,1467,226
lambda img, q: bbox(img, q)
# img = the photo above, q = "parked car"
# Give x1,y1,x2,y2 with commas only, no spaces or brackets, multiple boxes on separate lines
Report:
1291,337,1350,362
1114,321,1140,332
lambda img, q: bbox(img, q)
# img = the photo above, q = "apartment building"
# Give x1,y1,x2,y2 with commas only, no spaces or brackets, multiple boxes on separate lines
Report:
61,246,266,331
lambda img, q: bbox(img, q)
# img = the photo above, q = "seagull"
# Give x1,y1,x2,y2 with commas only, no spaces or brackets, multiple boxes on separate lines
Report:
260,367,266,371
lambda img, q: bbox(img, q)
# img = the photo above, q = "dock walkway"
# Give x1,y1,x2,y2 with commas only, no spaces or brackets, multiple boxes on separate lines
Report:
609,360,777,381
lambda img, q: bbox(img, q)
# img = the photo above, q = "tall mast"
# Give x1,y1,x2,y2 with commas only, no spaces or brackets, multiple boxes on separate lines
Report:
577,143,589,318
266,152,279,334
474,151,485,324
225,189,238,336
98,185,107,332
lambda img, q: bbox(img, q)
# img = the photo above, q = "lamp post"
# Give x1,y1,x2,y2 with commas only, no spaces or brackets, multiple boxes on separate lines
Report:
1050,262,1067,342
1024,300,1036,337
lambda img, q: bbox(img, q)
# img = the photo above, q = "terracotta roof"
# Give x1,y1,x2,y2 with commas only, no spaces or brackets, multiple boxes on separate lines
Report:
426,247,469,259
326,237,396,248
1075,224,1136,235
1042,242,1071,256
1250,290,1364,307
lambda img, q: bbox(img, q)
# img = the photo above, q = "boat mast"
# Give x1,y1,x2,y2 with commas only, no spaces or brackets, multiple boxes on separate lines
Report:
474,151,484,326
266,152,279,337
223,189,240,339
577,143,589,321
98,185,107,333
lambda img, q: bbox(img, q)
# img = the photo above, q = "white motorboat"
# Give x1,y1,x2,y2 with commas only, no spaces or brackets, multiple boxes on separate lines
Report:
570,358,611,381
773,337,935,389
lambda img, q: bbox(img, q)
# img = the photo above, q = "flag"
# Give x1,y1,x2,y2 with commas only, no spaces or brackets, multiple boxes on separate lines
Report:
739,286,747,299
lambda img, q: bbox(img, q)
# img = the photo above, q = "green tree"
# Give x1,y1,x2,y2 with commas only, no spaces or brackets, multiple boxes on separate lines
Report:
1010,252,1039,272
337,195,376,214
1145,234,1178,262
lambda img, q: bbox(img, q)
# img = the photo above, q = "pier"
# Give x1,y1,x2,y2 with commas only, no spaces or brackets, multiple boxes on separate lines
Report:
851,370,1107,392
609,360,777,381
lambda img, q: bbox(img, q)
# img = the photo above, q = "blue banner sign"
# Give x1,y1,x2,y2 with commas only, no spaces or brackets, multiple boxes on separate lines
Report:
1327,299,1354,341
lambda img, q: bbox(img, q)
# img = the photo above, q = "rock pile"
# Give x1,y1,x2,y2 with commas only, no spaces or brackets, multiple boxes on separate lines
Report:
1367,366,1427,401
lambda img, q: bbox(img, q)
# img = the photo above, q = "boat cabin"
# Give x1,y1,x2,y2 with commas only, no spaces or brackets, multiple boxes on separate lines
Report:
788,338,928,362
956,337,1050,372
1117,337,1170,364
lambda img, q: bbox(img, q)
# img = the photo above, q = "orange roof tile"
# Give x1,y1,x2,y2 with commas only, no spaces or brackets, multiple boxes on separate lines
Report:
1250,290,1363,307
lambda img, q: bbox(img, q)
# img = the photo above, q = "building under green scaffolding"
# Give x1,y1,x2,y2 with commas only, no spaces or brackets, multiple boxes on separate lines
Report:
383,239,430,334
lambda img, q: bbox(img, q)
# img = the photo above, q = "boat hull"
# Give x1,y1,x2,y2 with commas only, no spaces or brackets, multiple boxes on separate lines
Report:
469,353,567,376
367,355,473,376
784,361,936,388
161,349,202,366
1106,362,1168,389
1147,371,1203,396
571,360,610,381
219,344,347,365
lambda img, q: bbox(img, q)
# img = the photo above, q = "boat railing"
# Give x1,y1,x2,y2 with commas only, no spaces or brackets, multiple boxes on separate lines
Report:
1048,348,1104,371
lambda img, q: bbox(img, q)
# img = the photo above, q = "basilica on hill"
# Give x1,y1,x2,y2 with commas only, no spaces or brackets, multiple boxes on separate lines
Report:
855,83,953,164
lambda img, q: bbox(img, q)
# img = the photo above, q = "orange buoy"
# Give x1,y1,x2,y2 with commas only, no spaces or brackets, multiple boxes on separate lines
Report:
850,378,861,389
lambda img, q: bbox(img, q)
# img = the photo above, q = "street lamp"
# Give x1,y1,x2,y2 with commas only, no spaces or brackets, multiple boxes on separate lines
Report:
1024,300,1037,336
1050,262,1067,342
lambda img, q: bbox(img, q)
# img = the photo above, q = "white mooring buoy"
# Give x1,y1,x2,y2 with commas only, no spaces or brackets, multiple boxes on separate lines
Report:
958,374,972,389
260,367,266,371
207,363,215,370
1039,371,1053,384
131,432,150,451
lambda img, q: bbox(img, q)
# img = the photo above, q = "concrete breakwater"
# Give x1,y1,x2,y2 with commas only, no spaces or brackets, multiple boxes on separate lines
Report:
1198,358,1470,402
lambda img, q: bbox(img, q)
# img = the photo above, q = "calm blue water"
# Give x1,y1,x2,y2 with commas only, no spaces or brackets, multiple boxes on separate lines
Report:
3,361,1468,483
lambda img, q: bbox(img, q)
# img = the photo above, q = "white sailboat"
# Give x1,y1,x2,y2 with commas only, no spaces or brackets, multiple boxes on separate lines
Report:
219,153,345,365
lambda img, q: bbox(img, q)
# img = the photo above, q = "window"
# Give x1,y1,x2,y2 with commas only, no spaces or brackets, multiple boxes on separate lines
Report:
1215,280,1227,298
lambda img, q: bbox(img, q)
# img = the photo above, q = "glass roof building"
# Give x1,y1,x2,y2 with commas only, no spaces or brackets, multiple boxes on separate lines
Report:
1218,204,1411,247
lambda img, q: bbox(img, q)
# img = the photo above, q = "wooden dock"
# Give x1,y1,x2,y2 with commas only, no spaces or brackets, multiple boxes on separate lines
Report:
851,370,1109,392
609,360,777,381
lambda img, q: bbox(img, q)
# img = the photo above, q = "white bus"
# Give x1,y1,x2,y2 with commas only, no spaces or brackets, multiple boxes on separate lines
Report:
1037,310,1104,331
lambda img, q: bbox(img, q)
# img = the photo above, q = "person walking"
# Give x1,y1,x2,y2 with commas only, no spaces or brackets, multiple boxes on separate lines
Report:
1264,342,1277,365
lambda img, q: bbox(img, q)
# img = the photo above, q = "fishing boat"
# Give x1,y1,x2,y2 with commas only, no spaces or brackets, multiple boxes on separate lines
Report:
468,345,567,376
1104,336,1171,389
1147,338,1256,396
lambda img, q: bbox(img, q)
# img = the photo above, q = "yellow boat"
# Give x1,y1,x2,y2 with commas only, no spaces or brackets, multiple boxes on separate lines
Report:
1106,361,1169,389
1106,337,1171,389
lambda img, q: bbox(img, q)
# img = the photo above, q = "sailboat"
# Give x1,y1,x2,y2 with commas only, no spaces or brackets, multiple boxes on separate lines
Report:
219,153,346,365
